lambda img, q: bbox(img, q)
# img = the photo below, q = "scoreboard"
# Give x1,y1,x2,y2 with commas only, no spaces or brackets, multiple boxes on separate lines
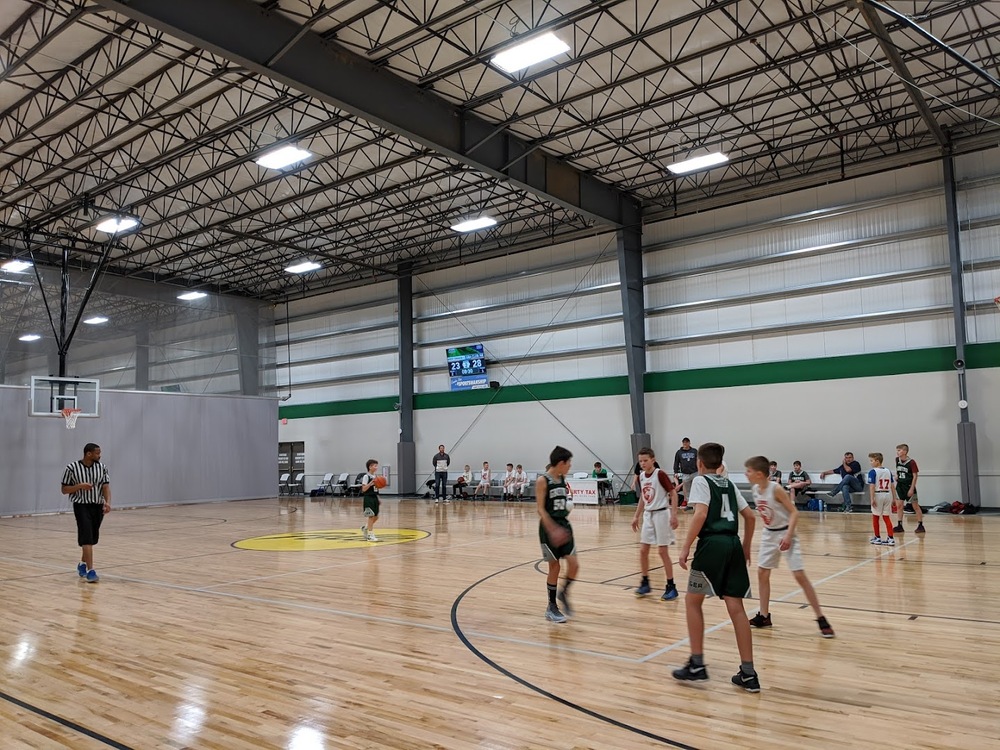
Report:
446,344,488,391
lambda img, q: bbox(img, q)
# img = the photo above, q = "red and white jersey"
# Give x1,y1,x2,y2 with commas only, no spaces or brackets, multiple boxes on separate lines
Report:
639,469,674,511
867,466,894,497
752,481,790,530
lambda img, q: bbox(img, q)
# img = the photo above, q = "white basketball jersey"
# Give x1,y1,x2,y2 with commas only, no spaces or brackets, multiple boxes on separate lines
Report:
869,466,893,497
639,470,671,511
752,481,791,530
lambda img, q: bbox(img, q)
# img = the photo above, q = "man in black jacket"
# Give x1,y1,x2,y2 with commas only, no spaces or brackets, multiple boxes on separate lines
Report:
432,445,451,504
673,438,698,504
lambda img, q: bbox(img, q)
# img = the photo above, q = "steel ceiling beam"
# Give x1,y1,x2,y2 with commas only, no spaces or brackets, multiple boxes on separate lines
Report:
857,1,947,147
93,0,641,229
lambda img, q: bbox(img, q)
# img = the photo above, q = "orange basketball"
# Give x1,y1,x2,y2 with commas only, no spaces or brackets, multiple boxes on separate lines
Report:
374,475,388,489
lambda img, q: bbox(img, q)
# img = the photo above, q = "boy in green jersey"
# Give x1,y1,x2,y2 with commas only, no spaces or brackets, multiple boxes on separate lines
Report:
673,442,760,692
537,446,577,623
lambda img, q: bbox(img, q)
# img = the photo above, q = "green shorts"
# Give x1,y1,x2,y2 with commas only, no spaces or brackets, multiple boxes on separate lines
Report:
539,521,575,561
686,534,751,599
363,495,380,517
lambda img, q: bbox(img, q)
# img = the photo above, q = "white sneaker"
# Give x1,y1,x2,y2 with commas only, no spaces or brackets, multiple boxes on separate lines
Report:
869,536,882,545
367,533,380,542
882,537,895,546
434,498,439,504
444,499,451,504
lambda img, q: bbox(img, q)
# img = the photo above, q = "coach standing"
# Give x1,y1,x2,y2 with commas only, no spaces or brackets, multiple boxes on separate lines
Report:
432,444,451,504
62,442,111,582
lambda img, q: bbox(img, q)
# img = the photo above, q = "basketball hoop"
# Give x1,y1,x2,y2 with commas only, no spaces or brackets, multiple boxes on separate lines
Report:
61,408,82,430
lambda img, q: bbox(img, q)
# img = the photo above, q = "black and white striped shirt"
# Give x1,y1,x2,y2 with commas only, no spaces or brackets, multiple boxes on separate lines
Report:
62,461,110,504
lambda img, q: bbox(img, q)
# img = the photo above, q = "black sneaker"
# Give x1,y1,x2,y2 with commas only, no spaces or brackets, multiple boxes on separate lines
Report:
731,670,761,693
817,617,835,638
893,523,904,533
672,659,708,682
748,611,772,628
915,523,926,533
557,589,574,618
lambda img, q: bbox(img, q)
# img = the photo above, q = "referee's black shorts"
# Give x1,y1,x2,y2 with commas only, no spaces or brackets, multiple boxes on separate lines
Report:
73,502,105,546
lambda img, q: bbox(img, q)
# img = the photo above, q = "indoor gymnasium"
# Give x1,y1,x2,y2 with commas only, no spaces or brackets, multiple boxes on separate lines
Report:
1,1,999,748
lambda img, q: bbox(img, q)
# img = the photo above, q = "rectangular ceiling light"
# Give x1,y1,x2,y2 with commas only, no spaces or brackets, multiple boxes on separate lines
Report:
2,259,33,273
667,152,729,175
490,32,571,74
83,316,109,325
95,216,140,234
284,261,322,274
177,291,208,301
255,145,312,170
18,333,41,342
451,216,498,233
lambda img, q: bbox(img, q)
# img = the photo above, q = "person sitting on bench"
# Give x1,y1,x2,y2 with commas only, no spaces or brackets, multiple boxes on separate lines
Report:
820,452,863,513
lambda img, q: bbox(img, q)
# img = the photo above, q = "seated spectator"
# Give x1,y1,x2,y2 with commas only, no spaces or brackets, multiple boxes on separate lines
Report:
513,464,529,498
474,461,492,498
501,462,516,500
592,461,611,501
820,452,863,513
452,465,472,498
768,461,782,484
785,460,812,501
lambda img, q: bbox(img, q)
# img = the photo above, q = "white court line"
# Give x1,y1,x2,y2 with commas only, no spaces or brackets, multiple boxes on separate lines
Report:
637,538,918,663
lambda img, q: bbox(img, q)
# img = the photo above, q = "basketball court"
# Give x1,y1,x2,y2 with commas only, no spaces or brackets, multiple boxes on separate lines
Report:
1,497,997,749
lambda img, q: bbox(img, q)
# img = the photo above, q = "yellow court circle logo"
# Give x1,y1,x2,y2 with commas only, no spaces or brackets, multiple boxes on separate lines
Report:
233,528,430,551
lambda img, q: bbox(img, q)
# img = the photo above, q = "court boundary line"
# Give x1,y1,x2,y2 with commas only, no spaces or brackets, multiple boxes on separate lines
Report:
0,688,134,750
450,560,700,750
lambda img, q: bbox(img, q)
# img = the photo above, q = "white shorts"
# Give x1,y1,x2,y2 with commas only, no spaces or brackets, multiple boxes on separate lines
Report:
871,492,893,516
640,510,675,546
757,529,804,571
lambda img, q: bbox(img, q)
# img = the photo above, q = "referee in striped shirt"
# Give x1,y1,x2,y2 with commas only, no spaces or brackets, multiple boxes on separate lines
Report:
61,443,112,583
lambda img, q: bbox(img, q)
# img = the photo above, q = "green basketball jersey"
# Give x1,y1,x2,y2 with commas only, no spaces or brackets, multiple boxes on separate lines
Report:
788,470,809,483
544,474,570,522
895,458,917,489
698,475,741,538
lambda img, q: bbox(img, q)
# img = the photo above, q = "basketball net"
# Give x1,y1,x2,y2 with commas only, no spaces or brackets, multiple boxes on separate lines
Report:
61,408,82,430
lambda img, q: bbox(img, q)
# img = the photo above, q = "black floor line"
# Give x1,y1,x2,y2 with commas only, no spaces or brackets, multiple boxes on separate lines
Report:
451,559,699,750
0,688,134,749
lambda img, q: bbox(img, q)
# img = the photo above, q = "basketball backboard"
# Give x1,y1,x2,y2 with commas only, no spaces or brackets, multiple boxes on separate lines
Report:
29,376,100,417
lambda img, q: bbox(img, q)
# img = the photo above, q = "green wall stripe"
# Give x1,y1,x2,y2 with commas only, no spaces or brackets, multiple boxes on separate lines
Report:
279,342,1000,420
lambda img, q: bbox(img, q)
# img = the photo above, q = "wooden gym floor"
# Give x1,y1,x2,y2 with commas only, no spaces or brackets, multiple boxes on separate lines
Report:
1,497,998,749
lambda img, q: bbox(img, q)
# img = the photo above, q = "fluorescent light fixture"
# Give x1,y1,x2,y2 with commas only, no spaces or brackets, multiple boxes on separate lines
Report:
2,259,33,272
255,145,312,170
284,261,322,274
177,291,208,301
83,316,109,325
491,32,570,74
451,216,498,233
95,216,140,234
666,152,729,175
18,333,41,342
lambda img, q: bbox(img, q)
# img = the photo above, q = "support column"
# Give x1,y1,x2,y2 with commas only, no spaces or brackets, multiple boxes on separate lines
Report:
396,265,416,494
135,328,150,391
236,305,260,396
617,224,650,455
943,152,981,507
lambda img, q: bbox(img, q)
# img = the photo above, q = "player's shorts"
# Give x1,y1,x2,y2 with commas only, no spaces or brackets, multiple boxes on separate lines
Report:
640,509,675,546
73,502,105,546
757,528,804,571
686,534,750,599
539,521,575,561
871,492,893,516
897,484,916,503
363,495,380,517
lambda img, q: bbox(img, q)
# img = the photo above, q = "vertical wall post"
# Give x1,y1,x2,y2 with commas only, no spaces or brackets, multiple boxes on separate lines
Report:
617,222,650,458
236,305,260,396
396,265,416,494
135,328,150,390
943,152,981,507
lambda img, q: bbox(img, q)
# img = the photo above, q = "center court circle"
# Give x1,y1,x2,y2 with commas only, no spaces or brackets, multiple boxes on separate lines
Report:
233,528,430,551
